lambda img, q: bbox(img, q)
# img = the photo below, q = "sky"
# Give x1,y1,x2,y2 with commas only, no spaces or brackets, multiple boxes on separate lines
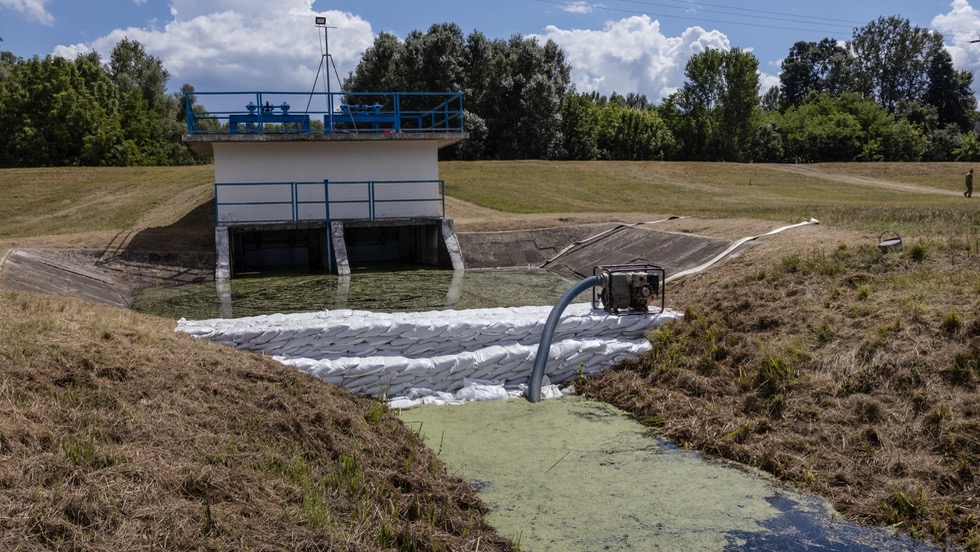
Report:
3,0,980,105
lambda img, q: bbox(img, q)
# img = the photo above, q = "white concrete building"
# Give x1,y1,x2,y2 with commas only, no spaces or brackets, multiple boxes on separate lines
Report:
182,91,467,278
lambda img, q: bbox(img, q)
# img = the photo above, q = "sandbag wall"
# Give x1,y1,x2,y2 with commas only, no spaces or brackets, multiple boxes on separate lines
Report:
177,303,681,399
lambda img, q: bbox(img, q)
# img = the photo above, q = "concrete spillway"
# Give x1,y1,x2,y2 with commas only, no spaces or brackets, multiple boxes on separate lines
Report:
177,303,680,402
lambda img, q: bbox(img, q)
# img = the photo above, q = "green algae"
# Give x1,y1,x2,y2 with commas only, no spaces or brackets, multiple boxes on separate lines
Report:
403,397,939,551
133,267,579,319
402,396,829,551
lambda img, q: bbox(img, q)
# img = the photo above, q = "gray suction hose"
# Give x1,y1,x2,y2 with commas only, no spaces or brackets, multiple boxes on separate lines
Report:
528,275,602,402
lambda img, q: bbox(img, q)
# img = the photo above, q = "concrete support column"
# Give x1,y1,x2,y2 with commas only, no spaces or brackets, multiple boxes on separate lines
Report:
215,226,231,281
330,221,350,275
441,219,465,271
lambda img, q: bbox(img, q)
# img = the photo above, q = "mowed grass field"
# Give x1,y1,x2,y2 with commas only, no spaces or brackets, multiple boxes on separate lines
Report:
441,161,979,238
1,161,976,248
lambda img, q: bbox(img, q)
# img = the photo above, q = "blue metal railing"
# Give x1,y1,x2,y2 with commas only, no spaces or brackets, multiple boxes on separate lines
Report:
214,179,445,225
186,91,464,136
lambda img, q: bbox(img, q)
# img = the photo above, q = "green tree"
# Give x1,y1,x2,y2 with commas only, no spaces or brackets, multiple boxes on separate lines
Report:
779,38,854,108
345,32,406,92
849,16,945,113
402,23,466,93
560,92,602,160
107,38,172,117
669,48,760,161
0,54,123,167
346,28,571,160
923,49,976,132
776,92,927,162
597,104,674,160
106,38,189,165
953,131,980,161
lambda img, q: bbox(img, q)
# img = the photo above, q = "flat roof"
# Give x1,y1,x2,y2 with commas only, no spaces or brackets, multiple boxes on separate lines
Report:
182,131,469,157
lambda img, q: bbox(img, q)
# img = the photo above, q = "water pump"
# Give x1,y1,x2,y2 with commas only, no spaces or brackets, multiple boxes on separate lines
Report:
592,264,665,315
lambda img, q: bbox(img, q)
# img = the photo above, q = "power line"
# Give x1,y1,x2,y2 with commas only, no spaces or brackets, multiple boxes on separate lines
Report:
649,0,866,27
621,0,859,31
534,0,855,37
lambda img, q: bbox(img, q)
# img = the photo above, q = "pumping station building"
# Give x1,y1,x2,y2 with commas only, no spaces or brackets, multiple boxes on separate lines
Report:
181,89,468,279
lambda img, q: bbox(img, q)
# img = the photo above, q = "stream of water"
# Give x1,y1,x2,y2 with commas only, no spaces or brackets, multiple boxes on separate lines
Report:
404,397,938,552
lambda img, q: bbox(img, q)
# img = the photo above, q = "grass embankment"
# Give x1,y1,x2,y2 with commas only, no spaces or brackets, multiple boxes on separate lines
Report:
0,166,216,257
1,162,978,549
0,291,513,550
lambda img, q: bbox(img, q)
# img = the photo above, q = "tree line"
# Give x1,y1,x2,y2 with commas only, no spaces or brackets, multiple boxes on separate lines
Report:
0,37,201,167
1,15,978,167
349,17,978,163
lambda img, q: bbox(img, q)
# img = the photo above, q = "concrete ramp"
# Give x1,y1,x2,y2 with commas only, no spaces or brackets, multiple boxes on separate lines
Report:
458,223,732,279
542,226,732,279
0,249,130,307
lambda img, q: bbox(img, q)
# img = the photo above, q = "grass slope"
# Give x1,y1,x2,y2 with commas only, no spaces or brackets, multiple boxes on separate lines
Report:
0,292,513,551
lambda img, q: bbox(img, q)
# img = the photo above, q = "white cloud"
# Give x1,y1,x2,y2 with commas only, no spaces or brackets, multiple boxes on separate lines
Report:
536,15,730,102
561,2,598,14
933,0,980,77
52,0,374,96
758,71,780,95
0,0,54,25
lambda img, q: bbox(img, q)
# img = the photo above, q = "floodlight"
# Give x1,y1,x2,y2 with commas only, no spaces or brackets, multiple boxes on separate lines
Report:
315,16,326,26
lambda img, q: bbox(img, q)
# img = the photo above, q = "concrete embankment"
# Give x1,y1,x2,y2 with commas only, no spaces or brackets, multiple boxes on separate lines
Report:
0,249,213,306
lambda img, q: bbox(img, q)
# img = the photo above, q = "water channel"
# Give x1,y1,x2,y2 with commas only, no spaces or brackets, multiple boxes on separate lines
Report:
132,267,579,320
141,267,940,551
404,397,937,551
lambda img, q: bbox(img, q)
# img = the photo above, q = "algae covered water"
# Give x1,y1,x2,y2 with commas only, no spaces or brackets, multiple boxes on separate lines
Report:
403,397,937,552
132,267,579,319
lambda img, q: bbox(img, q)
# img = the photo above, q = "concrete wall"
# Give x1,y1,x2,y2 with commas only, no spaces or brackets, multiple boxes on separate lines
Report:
213,141,439,183
212,141,443,222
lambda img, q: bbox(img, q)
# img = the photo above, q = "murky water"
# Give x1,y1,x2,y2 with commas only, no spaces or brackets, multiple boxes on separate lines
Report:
132,267,579,319
403,397,937,552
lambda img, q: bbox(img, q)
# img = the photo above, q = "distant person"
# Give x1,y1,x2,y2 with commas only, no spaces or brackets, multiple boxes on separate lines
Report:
966,168,974,198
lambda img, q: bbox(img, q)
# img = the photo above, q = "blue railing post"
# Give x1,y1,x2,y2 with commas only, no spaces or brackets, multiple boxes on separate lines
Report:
440,180,446,218
291,182,298,222
394,94,401,132
324,179,332,273
185,91,193,134
369,181,376,221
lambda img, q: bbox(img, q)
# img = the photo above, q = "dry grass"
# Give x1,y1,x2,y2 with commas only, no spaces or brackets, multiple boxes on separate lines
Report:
0,291,514,551
577,234,980,550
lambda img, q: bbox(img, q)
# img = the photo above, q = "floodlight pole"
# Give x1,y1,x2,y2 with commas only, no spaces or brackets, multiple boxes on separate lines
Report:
315,18,336,97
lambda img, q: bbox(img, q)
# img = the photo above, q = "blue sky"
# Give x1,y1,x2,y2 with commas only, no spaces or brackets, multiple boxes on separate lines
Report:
3,0,980,103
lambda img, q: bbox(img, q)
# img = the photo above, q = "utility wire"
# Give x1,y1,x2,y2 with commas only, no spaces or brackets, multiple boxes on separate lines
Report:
537,0,973,41
649,0,866,26
621,0,858,30
533,0,855,37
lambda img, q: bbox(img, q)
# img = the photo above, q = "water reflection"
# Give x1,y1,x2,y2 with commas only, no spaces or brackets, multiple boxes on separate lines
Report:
132,267,579,320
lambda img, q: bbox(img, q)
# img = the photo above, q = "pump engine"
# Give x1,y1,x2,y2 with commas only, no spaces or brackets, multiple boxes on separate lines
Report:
592,264,666,315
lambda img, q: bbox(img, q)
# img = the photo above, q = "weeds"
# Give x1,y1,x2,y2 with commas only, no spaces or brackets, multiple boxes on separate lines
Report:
812,318,837,344
905,242,928,263
941,309,962,334
63,436,121,469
